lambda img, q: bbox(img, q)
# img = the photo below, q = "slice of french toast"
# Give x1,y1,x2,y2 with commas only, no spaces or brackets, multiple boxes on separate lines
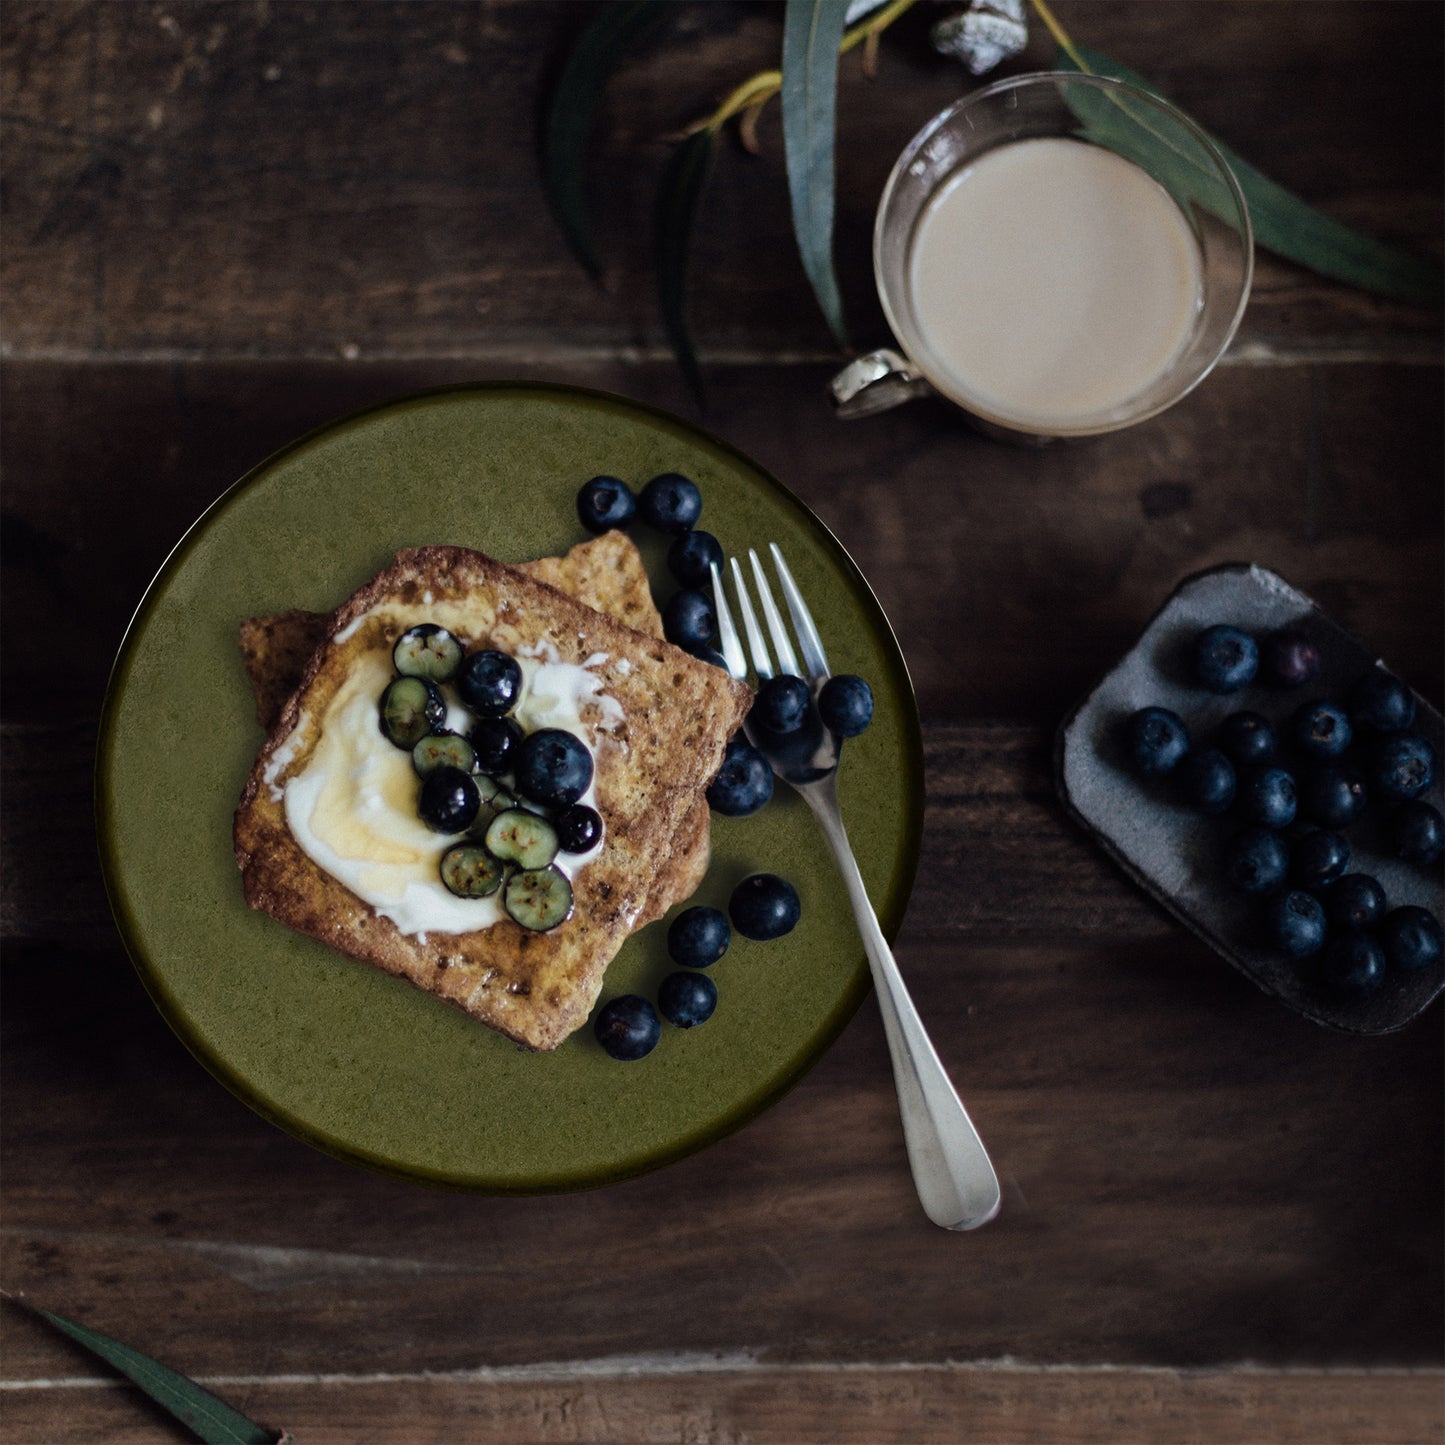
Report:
234,543,751,1051
238,533,713,922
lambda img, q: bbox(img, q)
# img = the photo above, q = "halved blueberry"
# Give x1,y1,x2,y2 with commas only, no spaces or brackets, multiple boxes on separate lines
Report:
1388,800,1444,869
1177,748,1236,814
1222,828,1290,895
418,765,480,834
1291,700,1353,760
1379,906,1443,972
380,676,446,749
663,589,716,650
668,529,724,589
393,623,462,683
729,873,800,941
658,971,718,1029
514,728,593,809
1319,932,1386,999
1349,670,1416,733
1191,625,1258,693
1238,765,1297,829
638,472,702,534
667,906,731,968
1323,873,1386,931
1262,629,1320,688
706,739,773,816
1370,733,1437,802
1262,890,1327,958
1124,707,1190,777
1291,830,1351,890
1218,711,1277,768
577,475,637,533
594,995,661,1061
818,674,874,739
753,675,811,735
456,649,522,717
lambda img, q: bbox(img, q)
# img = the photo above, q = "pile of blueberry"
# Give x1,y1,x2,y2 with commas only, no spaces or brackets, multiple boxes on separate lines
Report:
1124,623,1443,1001
593,875,802,1061
378,625,602,932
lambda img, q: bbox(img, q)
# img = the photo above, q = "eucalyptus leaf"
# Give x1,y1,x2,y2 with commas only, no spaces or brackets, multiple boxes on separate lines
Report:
781,0,853,349
20,1300,278,1444
544,0,669,277
1058,47,1443,305
656,127,718,406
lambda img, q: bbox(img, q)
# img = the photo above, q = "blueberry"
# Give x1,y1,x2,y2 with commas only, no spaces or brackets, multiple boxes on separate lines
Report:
688,645,730,670
730,873,801,941
706,740,773,816
1124,707,1190,777
1290,700,1353,760
639,472,702,534
1388,800,1445,868
456,649,522,717
1191,625,1258,693
658,971,718,1029
1324,873,1386,931
1237,765,1297,829
1177,748,1236,814
469,716,523,775
818,674,874,739
513,728,594,808
1262,890,1328,958
1379,906,1443,972
753,675,811,735
1291,830,1351,890
1369,733,1437,802
1218,711,1277,767
594,995,660,1061
1349,671,1416,733
555,804,603,854
1222,827,1290,895
576,475,636,534
1261,629,1320,688
668,529,724,589
667,906,731,968
1298,764,1368,829
663,589,715,650
1319,932,1386,999
418,765,480,834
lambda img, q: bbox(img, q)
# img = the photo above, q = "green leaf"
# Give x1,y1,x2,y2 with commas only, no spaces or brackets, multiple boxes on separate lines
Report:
543,0,669,277
656,126,717,408
20,1300,277,1444
781,0,853,349
1057,47,1443,305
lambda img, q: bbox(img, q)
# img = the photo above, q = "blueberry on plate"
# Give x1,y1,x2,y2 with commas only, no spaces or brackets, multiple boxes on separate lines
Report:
418,765,480,834
1123,706,1190,777
1177,748,1236,814
1298,764,1368,829
1349,670,1416,733
706,739,773,816
688,644,730,670
576,475,636,534
752,674,811,735
1319,932,1387,999
1261,629,1320,688
555,803,603,854
663,589,715,650
456,649,523,717
594,995,661,1061
668,529,724,589
668,906,731,968
818,674,874,739
1237,765,1298,829
1369,732,1437,802
1290,700,1353,760
1323,873,1386,931
730,873,801,941
470,715,524,775
1222,827,1290,895
1388,800,1444,868
1191,624,1259,694
1262,890,1328,958
638,472,702,534
1379,905,1443,972
1218,711,1277,768
658,971,718,1029
513,728,594,809
1291,829,1351,890
379,675,447,749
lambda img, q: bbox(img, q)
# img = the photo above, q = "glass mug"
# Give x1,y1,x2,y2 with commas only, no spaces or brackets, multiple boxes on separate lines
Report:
831,72,1254,439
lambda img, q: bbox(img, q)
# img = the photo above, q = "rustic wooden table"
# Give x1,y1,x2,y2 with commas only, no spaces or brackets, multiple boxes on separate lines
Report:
3,3,1442,1441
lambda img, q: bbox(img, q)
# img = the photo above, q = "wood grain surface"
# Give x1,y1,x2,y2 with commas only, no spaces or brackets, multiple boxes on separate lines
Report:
2,1,1441,1441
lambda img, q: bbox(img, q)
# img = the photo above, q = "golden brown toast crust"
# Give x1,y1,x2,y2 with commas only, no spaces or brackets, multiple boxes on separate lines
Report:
234,544,751,1051
237,534,712,920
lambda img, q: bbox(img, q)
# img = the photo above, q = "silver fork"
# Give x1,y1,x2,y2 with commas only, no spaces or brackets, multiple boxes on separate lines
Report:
711,545,1001,1231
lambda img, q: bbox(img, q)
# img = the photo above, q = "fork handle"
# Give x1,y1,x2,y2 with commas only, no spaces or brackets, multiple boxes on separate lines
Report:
806,793,1002,1231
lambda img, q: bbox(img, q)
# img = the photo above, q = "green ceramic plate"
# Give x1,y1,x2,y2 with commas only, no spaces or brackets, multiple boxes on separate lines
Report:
97,384,923,1191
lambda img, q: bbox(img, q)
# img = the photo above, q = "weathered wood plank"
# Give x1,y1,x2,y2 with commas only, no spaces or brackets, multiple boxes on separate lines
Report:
1,2,1439,360
1,1360,1441,1445
2,358,1440,726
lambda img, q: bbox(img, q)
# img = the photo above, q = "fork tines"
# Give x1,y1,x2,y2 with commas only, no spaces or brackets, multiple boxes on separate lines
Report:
710,544,831,687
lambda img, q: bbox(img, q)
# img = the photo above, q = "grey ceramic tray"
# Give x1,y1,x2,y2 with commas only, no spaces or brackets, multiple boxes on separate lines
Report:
1056,563,1444,1035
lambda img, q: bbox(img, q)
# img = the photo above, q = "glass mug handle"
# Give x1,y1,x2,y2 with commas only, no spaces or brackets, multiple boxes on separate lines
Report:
829,349,934,419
